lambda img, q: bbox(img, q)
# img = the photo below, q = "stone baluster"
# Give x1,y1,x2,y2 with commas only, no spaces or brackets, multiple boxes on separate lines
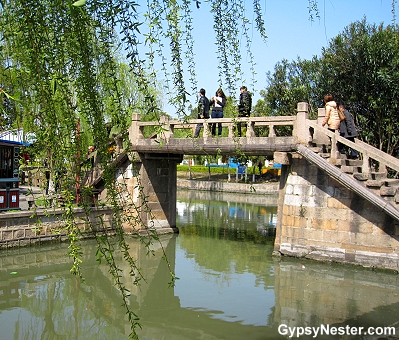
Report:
129,113,143,143
246,119,255,137
362,153,371,176
379,162,388,174
330,130,339,159
159,115,172,141
227,122,234,138
294,102,309,144
268,124,276,137
203,119,211,140
115,135,123,154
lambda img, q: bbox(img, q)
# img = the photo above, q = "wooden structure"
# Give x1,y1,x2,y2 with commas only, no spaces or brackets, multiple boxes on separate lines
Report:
0,140,21,211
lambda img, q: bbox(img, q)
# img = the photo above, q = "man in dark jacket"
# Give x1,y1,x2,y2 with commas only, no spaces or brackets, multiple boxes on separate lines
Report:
338,102,358,159
237,86,252,137
194,88,210,137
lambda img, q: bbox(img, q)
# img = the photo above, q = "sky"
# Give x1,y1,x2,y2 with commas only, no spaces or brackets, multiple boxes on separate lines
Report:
138,1,396,117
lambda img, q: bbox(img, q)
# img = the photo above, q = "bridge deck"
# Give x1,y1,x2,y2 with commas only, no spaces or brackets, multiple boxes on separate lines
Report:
132,136,298,156
124,108,399,220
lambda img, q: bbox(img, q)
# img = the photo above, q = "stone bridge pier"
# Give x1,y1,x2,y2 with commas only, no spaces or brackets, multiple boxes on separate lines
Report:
131,153,182,232
127,113,182,232
274,153,399,270
273,105,399,271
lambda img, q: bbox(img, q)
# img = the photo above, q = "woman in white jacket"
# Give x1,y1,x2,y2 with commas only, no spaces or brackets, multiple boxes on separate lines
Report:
322,94,340,132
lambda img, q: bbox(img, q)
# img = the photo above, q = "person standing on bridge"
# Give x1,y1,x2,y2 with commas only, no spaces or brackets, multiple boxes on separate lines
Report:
193,88,210,138
338,102,359,159
321,94,340,132
209,88,226,136
237,86,252,137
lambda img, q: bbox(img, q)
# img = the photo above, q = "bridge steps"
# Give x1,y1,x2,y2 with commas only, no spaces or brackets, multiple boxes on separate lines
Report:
309,143,399,209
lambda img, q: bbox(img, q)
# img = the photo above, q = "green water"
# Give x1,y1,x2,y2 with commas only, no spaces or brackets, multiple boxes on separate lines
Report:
0,189,398,339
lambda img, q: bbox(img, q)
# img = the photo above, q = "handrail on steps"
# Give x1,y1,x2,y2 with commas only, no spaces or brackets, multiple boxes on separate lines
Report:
297,144,399,222
306,119,399,174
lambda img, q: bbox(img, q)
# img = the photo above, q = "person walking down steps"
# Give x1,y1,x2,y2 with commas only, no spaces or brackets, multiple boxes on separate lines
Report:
338,102,359,159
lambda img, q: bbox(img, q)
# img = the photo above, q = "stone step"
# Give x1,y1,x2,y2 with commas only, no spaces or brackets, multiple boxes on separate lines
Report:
383,195,396,204
341,165,355,174
384,178,399,187
329,158,345,166
370,172,387,180
319,153,331,159
353,173,369,181
307,146,323,153
310,145,399,207
346,159,363,166
380,186,398,196
365,179,384,188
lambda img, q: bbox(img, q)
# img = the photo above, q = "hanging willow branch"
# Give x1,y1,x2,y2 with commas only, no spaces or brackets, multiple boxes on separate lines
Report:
182,0,198,100
253,0,268,42
0,0,276,338
308,0,320,22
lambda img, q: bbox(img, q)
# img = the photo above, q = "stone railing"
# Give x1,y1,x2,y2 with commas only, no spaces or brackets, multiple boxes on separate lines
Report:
129,113,298,141
307,115,399,176
303,107,399,211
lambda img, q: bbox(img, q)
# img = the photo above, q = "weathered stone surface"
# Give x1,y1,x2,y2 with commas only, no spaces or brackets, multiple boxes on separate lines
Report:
341,165,354,174
353,173,369,181
0,207,114,248
365,179,383,188
276,156,399,271
274,152,290,165
380,186,397,196
385,178,399,187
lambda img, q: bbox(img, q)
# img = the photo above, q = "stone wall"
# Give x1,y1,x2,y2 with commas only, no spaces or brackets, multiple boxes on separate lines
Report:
177,179,279,194
275,154,399,271
0,207,114,248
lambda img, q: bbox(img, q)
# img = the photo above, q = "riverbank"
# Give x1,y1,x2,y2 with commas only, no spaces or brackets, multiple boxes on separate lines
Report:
177,179,279,195
177,171,280,195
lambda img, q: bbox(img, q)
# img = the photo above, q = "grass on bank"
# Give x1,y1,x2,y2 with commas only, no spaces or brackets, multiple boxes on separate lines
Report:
177,164,280,183
177,164,258,174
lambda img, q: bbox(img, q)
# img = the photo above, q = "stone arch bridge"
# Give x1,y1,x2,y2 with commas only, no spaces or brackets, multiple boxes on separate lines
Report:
88,102,399,270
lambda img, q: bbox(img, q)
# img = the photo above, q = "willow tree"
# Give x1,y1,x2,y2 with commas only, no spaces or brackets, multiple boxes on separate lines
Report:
0,0,324,338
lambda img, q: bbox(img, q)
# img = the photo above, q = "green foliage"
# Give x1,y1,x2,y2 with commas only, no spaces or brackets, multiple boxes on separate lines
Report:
260,18,399,154
261,57,322,119
0,1,170,337
178,164,228,174
322,19,399,154
0,0,342,336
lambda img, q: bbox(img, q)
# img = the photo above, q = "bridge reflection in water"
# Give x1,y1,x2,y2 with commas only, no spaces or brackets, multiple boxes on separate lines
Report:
0,190,399,339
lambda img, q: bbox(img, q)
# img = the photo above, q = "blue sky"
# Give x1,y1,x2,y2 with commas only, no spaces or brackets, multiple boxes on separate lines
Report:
138,1,395,116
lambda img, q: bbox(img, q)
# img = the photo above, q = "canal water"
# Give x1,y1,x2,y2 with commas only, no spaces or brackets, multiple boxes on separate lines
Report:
0,189,399,339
